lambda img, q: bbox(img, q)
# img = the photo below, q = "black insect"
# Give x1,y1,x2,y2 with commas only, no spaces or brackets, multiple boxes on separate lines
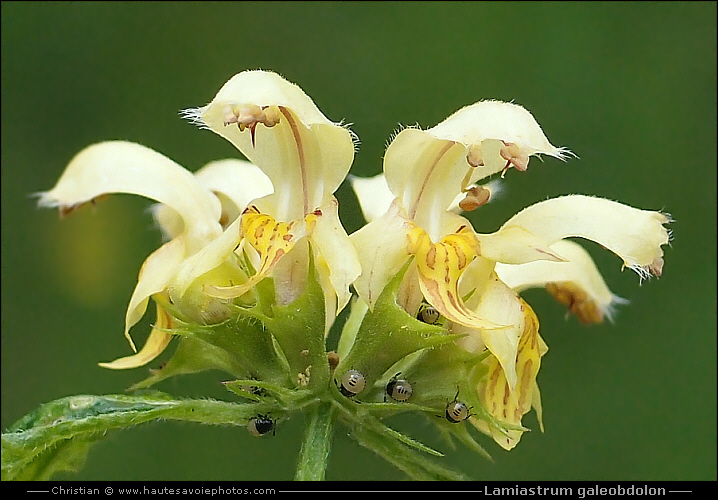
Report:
248,414,275,437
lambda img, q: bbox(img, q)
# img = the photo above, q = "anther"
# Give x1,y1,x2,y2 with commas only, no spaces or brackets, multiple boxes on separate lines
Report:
261,106,282,127
222,106,239,126
500,141,529,173
236,104,263,130
466,143,484,167
458,186,491,212
648,257,664,277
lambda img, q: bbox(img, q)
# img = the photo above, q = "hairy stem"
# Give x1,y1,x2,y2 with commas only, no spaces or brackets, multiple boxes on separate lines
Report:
294,401,335,481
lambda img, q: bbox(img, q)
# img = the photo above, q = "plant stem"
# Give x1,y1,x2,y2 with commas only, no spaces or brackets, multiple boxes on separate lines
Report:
294,401,335,481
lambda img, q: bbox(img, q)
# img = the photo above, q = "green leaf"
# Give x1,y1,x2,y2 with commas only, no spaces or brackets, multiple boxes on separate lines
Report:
349,417,471,481
397,342,509,434
335,262,462,398
182,311,292,386
264,257,330,392
223,379,316,409
434,415,493,462
2,393,274,481
3,433,98,481
358,413,444,457
129,335,248,391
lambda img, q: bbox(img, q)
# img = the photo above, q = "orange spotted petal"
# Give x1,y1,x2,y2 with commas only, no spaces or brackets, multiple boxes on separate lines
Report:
205,206,316,299
475,299,547,450
407,224,505,331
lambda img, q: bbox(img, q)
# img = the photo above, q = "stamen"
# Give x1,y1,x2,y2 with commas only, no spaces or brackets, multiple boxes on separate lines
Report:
545,282,604,324
500,141,530,174
58,194,109,218
261,106,282,127
249,122,258,148
648,257,664,277
466,143,484,167
222,106,239,126
222,104,283,147
458,186,491,212
237,104,263,127
58,204,81,218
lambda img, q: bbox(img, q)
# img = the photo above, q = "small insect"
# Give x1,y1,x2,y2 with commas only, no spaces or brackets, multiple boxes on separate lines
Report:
445,391,471,423
339,369,366,397
385,373,413,402
417,303,441,325
248,415,275,437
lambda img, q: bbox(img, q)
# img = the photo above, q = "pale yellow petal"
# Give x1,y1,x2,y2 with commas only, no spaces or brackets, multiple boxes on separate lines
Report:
430,100,570,186
203,206,313,300
185,70,355,220
310,198,362,314
384,128,468,238
349,200,413,309
474,299,545,450
454,275,525,390
150,204,184,241
429,100,568,159
496,239,626,323
194,70,334,127
477,225,567,264
500,195,671,278
124,236,186,351
174,215,243,298
383,101,570,229
194,158,274,215
457,256,496,312
348,173,395,223
532,377,545,433
36,141,222,252
151,158,274,240
100,304,174,369
408,225,506,332
314,248,337,336
271,236,310,307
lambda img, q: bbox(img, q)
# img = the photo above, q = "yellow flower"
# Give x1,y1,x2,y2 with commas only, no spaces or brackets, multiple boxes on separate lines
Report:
350,100,671,448
186,70,361,326
38,70,361,369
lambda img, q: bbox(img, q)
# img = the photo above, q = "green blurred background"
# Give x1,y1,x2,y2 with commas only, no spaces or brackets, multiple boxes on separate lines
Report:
2,1,715,481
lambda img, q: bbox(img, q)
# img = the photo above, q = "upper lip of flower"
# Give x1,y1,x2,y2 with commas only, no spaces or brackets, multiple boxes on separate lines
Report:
384,100,572,239
185,70,362,320
182,70,359,223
